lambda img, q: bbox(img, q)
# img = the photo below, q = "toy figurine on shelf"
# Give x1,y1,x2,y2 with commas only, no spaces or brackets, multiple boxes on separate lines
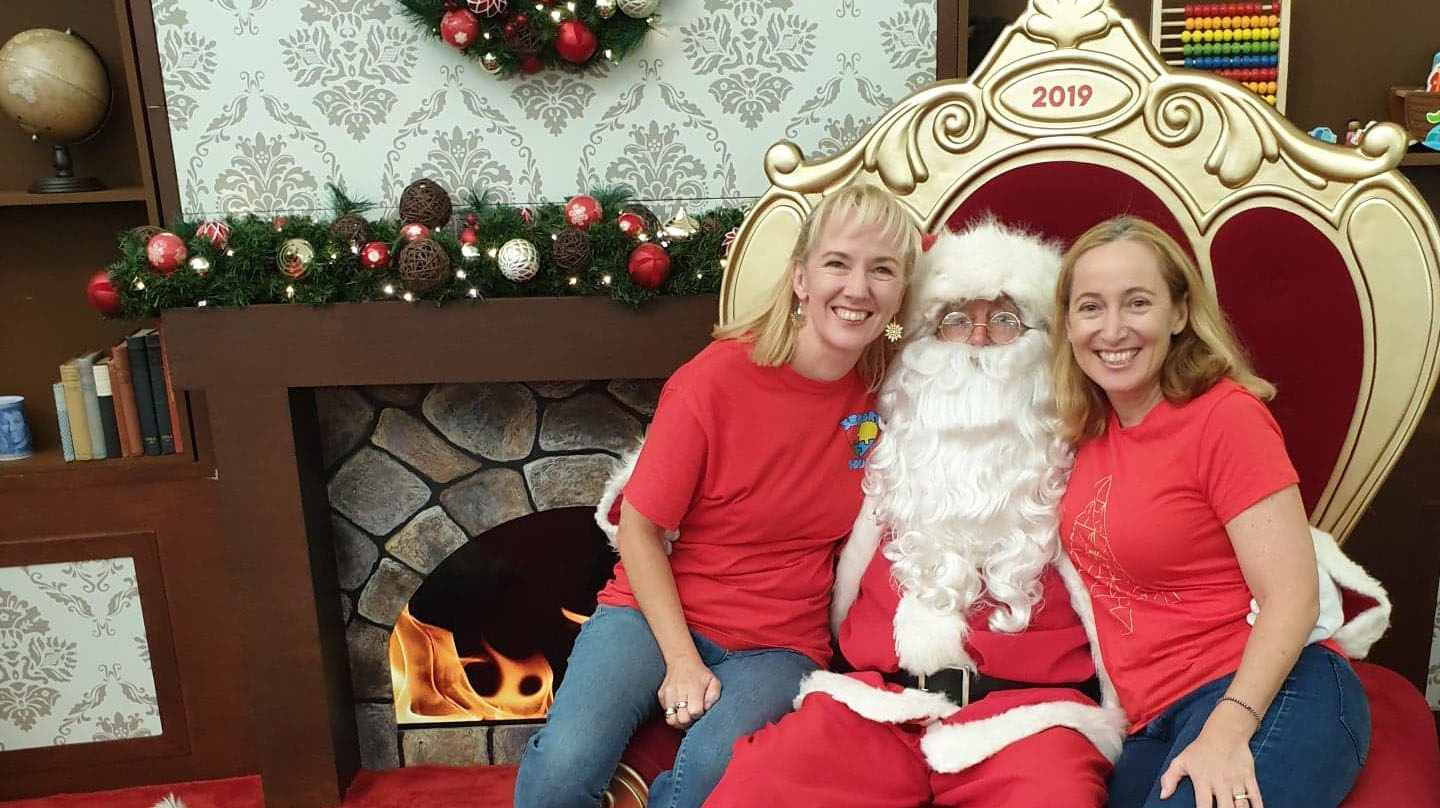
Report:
1344,119,1362,146
1308,126,1338,144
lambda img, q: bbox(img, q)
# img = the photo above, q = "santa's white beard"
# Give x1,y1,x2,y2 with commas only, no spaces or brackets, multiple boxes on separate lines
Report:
868,329,1071,635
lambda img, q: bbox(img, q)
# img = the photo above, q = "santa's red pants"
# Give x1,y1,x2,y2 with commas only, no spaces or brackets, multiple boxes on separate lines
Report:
702,691,1110,808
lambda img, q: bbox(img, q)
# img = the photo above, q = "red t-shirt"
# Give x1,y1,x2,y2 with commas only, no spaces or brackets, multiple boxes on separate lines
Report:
1059,379,1301,731
597,339,880,666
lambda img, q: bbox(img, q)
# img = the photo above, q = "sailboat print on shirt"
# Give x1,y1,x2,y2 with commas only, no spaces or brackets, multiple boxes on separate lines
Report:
1068,475,1181,636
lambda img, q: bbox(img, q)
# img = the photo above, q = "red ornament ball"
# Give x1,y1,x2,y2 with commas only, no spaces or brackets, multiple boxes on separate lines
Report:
400,222,431,241
86,270,120,316
627,242,670,289
196,220,230,249
360,242,391,269
272,215,289,231
459,227,480,245
554,19,598,63
518,55,542,74
440,9,481,49
617,211,647,238
466,0,508,17
564,194,603,229
146,232,187,275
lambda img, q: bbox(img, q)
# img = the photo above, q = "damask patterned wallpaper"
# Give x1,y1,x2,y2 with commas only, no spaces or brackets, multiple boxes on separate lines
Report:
150,0,937,217
0,559,160,751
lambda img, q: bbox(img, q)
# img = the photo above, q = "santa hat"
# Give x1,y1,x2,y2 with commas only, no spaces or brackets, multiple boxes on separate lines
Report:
904,218,1063,338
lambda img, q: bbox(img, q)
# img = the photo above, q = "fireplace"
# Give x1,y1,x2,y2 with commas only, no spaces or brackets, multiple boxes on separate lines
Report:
321,379,658,768
161,296,716,806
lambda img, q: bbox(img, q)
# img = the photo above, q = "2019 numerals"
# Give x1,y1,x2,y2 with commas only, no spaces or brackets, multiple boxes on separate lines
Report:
1032,84,1094,108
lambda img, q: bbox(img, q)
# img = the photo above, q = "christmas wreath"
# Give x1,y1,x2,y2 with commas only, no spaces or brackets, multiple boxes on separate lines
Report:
397,0,658,76
89,183,745,318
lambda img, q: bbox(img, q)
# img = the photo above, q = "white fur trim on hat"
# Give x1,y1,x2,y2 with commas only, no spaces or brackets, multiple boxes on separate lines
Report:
796,670,960,723
920,699,1129,773
905,218,1063,340
593,442,677,554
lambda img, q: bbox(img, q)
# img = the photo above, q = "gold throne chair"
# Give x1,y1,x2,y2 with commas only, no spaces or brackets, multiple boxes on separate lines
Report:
623,1,1440,804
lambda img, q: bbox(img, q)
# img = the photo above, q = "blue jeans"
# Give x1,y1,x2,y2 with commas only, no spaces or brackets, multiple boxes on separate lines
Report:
512,604,818,808
1108,644,1370,808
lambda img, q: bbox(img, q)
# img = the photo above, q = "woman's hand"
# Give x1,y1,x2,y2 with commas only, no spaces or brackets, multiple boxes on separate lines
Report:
658,655,722,729
1158,709,1263,808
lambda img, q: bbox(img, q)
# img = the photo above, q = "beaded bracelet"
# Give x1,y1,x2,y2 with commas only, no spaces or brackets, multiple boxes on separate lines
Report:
1219,695,1263,725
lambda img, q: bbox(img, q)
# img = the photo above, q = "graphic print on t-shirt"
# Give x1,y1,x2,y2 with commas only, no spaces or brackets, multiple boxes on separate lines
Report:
1068,475,1180,635
839,411,880,469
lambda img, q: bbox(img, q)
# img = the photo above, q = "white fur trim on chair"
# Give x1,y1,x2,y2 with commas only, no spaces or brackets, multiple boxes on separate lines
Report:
796,670,960,723
831,497,885,633
920,700,1129,773
1309,527,1391,658
593,443,677,554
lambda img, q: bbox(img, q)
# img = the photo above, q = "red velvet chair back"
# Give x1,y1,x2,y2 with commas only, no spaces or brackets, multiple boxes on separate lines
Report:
946,162,1364,514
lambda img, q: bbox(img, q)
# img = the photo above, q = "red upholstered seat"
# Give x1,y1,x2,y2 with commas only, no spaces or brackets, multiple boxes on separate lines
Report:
615,160,1438,806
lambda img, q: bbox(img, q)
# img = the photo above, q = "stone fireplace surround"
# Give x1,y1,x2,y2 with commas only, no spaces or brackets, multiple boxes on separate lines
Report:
319,378,662,770
162,296,716,807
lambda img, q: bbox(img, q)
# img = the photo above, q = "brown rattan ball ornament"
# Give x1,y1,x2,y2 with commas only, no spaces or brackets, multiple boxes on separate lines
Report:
504,25,543,56
398,178,453,229
130,225,163,244
327,212,370,247
622,203,660,234
552,227,592,274
397,237,451,294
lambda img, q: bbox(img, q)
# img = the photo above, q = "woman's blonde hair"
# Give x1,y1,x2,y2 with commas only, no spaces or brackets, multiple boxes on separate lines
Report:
713,183,919,390
1050,216,1274,442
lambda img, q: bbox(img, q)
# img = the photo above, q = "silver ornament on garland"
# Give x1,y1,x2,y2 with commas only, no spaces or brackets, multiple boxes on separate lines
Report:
497,238,539,282
480,52,501,73
617,0,658,18
595,0,617,18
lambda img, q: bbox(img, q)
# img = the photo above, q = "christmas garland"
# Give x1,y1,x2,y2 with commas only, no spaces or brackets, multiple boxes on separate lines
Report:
397,0,657,77
94,186,744,318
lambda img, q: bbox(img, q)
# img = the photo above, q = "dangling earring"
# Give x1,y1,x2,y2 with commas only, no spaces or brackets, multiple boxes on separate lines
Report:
791,301,806,327
884,321,904,342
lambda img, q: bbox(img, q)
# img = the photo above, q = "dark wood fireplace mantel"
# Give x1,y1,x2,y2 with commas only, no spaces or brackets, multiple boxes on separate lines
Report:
162,296,719,807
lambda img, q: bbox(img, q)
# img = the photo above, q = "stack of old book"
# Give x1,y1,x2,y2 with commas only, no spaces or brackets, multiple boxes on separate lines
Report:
53,327,184,461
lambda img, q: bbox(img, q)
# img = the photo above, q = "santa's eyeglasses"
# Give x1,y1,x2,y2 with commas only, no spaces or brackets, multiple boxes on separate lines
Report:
937,311,1029,345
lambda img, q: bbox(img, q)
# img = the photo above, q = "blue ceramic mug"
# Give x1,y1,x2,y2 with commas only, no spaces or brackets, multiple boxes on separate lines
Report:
0,396,33,461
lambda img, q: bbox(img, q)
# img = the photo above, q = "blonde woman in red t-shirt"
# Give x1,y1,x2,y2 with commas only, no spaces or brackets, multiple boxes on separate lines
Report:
513,184,919,808
1050,216,1370,808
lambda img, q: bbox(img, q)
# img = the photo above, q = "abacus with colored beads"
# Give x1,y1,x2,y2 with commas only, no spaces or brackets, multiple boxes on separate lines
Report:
1152,2,1293,113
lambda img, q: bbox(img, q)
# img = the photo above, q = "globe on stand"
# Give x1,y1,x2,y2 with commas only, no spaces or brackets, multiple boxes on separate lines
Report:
0,28,111,193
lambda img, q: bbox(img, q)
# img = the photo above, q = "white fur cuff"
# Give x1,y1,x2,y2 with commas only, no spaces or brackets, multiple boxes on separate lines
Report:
796,670,960,723
920,700,1128,773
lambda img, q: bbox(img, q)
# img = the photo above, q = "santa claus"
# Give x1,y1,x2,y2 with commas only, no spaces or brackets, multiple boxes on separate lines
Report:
701,219,1128,808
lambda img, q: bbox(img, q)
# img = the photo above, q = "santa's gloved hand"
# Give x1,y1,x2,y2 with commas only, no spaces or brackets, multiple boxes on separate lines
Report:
658,656,722,730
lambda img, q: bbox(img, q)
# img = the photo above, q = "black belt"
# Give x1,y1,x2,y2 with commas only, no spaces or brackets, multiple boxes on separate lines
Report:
883,667,1102,707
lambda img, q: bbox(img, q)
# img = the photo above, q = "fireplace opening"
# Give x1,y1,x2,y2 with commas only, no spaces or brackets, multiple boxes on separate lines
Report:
390,506,617,725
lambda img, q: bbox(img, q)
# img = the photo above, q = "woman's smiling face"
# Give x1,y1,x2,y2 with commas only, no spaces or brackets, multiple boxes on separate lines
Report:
1065,239,1188,425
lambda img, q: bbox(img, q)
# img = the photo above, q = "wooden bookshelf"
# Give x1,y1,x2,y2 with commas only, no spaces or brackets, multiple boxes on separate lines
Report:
0,186,151,207
0,0,244,802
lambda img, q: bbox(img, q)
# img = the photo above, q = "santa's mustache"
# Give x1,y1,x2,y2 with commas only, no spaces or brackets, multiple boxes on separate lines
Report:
879,330,1054,433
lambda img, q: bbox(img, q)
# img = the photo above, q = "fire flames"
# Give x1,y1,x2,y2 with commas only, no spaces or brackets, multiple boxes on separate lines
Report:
389,605,590,723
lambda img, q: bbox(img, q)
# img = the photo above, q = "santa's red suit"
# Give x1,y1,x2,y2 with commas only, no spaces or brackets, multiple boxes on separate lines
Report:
701,514,1128,808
